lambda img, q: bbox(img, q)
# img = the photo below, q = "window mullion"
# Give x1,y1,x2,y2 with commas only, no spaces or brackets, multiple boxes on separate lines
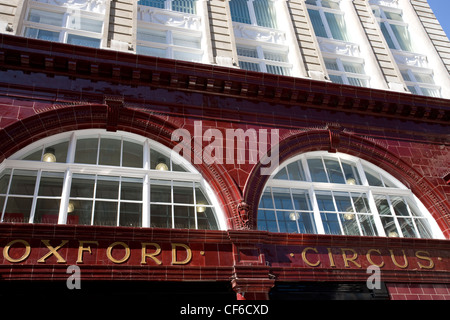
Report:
309,186,325,234
247,0,258,26
367,190,386,237
28,170,42,223
57,169,72,224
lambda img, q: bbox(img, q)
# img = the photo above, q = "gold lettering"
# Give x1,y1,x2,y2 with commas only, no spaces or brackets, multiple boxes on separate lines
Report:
3,239,31,263
416,250,434,269
341,248,361,268
37,240,68,263
141,242,162,265
107,241,130,264
327,248,336,267
171,243,192,265
389,249,409,269
301,247,320,267
366,249,385,268
77,240,99,263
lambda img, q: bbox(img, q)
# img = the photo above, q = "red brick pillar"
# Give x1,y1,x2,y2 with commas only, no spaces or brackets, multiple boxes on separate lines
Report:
231,277,275,300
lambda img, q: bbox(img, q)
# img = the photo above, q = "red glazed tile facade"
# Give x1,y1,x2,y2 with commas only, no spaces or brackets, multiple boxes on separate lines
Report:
0,35,449,300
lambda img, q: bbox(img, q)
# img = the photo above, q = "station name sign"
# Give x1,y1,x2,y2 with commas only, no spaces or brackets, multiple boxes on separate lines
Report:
1,238,447,271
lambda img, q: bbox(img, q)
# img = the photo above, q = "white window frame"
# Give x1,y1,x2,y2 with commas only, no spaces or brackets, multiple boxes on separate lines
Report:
21,1,105,48
322,55,370,87
306,0,348,41
136,1,205,63
0,130,226,230
236,43,292,76
258,151,444,239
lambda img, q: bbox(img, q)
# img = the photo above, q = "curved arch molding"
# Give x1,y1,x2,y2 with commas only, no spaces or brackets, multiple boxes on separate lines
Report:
243,129,450,238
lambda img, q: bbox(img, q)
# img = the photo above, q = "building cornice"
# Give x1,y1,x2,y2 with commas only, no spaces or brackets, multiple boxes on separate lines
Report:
0,34,449,125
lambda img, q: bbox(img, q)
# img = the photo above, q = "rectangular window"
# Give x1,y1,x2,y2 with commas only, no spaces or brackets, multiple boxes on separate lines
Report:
324,58,369,87
307,0,349,41
230,0,277,28
138,0,197,14
23,4,104,48
237,45,291,76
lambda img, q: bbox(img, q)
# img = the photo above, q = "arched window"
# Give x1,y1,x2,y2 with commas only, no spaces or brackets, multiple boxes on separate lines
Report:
258,151,443,239
0,130,225,230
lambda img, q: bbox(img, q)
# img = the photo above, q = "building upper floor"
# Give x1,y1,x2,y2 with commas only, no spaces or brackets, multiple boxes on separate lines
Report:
0,0,449,98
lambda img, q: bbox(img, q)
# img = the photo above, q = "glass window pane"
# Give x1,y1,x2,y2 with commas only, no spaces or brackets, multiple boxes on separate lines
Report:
38,172,64,197
398,217,417,238
321,212,341,235
121,178,143,201
75,138,98,164
139,0,165,9
340,213,359,235
94,201,118,226
277,211,299,233
67,199,93,225
297,212,316,234
70,17,103,33
274,167,288,180
195,185,210,206
151,149,170,171
365,169,383,186
67,34,101,48
391,197,410,216
96,176,120,199
415,218,433,239
43,141,68,163
9,170,37,195
308,9,328,38
390,24,413,52
259,190,274,209
174,205,195,229
380,22,396,49
151,181,171,203
381,216,398,237
172,0,196,14
173,50,202,62
272,188,293,210
316,193,335,211
308,159,328,182
33,199,60,224
151,204,171,228
325,12,348,41
28,9,64,26
0,169,11,194
197,207,218,230
70,174,95,198
352,194,370,213
137,45,167,58
138,29,167,43
342,162,361,185
173,182,194,204
3,197,33,223
324,159,345,183
374,196,392,215
173,34,201,48
230,0,252,24
25,28,60,42
254,0,277,28
334,192,353,212
122,140,143,168
358,214,377,236
98,138,121,166
239,61,261,72
291,190,311,211
120,202,142,227
287,161,305,181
